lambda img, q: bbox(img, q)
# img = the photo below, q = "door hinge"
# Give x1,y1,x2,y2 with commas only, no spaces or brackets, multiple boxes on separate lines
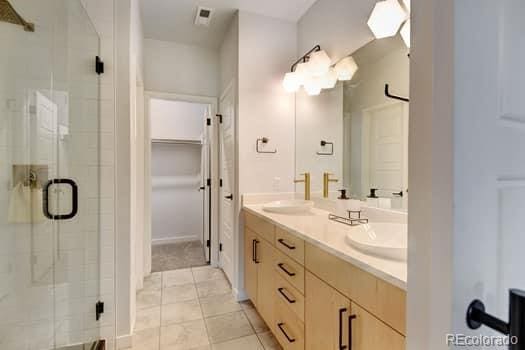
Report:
96,301,104,321
95,56,104,75
219,243,223,252
216,114,223,124
206,240,210,247
206,118,211,126
207,178,211,186
220,179,223,187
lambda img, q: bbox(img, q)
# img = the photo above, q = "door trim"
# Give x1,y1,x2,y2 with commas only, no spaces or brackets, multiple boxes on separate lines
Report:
144,91,220,268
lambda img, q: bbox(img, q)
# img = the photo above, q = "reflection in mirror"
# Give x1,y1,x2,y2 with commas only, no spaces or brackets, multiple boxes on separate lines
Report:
295,36,409,211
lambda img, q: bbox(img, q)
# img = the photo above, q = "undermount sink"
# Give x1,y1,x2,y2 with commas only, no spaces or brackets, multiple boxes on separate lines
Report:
345,223,407,261
262,200,314,214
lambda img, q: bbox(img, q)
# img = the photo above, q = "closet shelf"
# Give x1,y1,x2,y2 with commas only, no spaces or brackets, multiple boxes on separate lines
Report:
152,138,202,145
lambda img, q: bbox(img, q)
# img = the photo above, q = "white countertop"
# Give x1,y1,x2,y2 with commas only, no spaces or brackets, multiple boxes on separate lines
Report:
243,204,407,290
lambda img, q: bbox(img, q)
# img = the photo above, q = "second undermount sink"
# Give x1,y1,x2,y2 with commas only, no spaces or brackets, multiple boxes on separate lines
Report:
345,223,407,261
262,200,314,214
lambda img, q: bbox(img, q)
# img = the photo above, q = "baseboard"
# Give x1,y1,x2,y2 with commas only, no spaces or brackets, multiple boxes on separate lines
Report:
233,287,248,302
116,334,133,350
151,235,200,245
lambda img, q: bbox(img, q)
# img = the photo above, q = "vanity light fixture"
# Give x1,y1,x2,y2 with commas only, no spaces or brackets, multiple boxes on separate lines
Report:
367,0,407,39
400,19,410,48
307,50,331,77
282,72,301,93
320,67,338,89
304,76,322,96
334,56,359,81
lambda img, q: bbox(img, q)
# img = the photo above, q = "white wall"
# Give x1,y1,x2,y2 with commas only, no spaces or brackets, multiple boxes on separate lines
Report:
237,12,297,195
150,99,206,244
144,39,219,97
295,86,344,195
151,143,203,243
150,99,207,140
407,0,454,349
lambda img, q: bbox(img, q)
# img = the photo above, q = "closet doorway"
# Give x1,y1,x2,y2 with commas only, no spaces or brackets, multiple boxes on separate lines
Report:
145,93,218,272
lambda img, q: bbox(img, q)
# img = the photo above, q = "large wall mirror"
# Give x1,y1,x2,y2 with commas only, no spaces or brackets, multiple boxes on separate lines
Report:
295,36,409,211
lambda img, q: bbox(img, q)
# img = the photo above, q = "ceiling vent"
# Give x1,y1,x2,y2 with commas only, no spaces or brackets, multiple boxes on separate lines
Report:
194,6,213,27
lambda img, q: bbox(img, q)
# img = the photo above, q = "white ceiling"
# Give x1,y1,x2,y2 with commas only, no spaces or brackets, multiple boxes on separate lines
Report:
140,0,318,49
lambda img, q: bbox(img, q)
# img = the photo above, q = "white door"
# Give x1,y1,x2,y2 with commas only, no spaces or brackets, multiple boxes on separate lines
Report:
218,86,235,284
201,107,212,263
452,0,525,346
362,102,408,197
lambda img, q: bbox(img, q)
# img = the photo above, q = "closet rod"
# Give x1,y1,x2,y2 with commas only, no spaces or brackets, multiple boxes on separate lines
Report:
151,139,202,145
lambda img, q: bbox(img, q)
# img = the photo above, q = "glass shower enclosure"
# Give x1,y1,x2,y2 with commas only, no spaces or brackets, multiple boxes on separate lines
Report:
0,0,114,349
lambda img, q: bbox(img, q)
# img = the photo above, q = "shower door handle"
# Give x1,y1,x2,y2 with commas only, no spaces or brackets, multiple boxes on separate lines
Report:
43,179,78,220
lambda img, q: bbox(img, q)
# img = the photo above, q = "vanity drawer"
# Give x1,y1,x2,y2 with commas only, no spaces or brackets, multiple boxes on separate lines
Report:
275,227,305,265
274,271,305,322
245,211,275,243
274,296,305,350
275,250,305,294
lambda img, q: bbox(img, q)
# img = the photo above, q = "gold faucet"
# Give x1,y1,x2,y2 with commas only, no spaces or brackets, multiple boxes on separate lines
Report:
323,172,338,198
294,173,311,200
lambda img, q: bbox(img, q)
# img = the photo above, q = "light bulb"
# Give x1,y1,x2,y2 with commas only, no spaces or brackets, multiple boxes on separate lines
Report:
282,72,301,93
304,76,322,96
308,50,331,77
400,19,410,48
335,56,358,81
320,68,338,89
367,0,408,39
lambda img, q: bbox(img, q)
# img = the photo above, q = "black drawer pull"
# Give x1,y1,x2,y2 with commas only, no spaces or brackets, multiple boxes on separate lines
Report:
278,287,296,304
278,238,296,250
253,239,260,264
339,308,348,350
348,314,357,350
277,323,296,343
278,263,296,277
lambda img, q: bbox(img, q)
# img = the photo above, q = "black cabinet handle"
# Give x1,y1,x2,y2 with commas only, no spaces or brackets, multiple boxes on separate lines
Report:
252,239,256,263
339,308,348,350
277,323,296,343
253,239,260,264
278,287,296,304
278,238,296,250
43,178,78,220
225,194,233,200
348,314,357,350
277,263,296,277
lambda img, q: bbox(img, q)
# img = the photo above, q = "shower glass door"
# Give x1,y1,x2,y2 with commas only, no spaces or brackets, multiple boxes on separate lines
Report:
0,0,112,349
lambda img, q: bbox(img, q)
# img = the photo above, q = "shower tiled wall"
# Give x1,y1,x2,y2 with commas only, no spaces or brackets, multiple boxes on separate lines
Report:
0,0,116,349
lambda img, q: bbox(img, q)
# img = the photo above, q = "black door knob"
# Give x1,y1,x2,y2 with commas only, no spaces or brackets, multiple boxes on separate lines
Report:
225,194,233,200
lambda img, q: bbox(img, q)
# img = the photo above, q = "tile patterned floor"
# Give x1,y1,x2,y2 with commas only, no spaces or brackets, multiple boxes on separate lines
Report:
151,241,208,272
133,266,282,350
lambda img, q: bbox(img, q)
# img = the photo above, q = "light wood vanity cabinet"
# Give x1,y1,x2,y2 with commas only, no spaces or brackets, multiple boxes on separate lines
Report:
243,210,406,350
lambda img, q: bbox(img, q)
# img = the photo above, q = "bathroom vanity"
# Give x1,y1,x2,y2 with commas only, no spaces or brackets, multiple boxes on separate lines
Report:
242,204,406,350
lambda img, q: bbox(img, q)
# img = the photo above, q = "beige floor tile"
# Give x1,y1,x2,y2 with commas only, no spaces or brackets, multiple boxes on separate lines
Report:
132,327,160,350
163,269,195,288
160,319,209,350
137,288,162,309
243,307,270,333
143,272,162,291
191,266,226,283
162,283,198,305
199,292,241,317
161,299,203,325
195,279,231,298
257,331,282,350
205,311,254,344
211,335,263,350
135,306,161,331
